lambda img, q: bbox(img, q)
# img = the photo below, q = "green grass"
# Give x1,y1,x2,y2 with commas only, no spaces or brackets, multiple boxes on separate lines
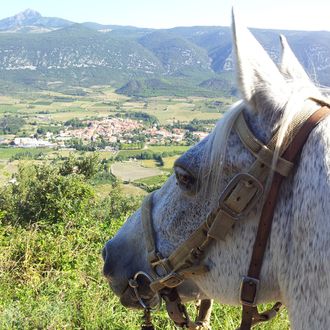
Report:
141,156,179,172
0,201,290,330
117,146,189,158
32,100,53,105
0,213,144,330
111,161,162,181
147,145,189,153
120,183,146,196
0,104,20,114
116,149,145,158
134,174,169,186
0,148,51,160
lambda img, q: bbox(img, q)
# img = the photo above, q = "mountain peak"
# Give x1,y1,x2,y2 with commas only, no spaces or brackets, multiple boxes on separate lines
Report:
14,9,42,24
17,9,42,19
0,9,73,33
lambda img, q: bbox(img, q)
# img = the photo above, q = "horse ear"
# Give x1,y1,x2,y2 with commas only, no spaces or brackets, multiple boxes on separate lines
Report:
279,35,316,86
231,9,289,112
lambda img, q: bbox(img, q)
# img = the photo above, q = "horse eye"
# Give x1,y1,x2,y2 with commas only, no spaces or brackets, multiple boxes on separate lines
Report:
174,166,197,193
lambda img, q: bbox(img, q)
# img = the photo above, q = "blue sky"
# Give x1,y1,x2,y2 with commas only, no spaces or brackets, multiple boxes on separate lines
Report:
1,0,330,31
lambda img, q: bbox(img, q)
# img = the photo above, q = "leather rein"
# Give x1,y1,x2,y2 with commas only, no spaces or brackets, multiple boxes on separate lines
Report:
130,102,330,330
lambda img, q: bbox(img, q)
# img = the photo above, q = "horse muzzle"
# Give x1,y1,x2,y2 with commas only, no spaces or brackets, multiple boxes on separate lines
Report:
102,243,160,310
105,272,160,310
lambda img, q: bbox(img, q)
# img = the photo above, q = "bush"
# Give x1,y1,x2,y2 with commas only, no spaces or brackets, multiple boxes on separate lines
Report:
0,163,94,225
60,153,101,179
0,180,146,329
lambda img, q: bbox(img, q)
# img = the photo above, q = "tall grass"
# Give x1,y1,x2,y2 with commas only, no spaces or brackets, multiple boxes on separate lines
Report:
0,214,290,329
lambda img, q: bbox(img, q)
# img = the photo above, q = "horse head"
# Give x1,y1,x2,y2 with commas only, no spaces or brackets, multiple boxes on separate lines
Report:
103,10,330,329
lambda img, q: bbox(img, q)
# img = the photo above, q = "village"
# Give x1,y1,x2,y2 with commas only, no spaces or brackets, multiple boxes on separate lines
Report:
1,116,210,150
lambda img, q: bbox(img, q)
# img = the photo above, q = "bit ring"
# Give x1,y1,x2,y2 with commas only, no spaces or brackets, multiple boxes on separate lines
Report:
129,271,162,310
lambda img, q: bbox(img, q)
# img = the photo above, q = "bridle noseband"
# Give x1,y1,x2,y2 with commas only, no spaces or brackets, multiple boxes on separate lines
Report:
132,102,330,330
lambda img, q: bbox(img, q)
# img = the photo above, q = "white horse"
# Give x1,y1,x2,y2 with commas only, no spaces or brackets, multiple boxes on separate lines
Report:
103,12,330,330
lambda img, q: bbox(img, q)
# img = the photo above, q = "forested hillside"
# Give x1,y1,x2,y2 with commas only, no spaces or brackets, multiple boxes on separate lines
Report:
0,10,329,96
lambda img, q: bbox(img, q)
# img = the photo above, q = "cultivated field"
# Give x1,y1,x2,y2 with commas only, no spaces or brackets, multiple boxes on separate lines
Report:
111,160,163,181
0,86,229,128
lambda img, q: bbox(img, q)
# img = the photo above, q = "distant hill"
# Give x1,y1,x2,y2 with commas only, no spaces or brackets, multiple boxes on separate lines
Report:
0,9,329,96
116,79,171,96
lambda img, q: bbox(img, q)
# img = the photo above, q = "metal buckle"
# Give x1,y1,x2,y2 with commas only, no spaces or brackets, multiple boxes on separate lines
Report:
148,250,162,265
150,257,172,276
219,173,264,220
240,276,260,307
158,272,184,288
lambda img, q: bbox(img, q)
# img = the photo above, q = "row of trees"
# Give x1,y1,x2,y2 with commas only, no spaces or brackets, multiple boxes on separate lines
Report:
166,118,216,132
114,149,181,163
0,115,26,134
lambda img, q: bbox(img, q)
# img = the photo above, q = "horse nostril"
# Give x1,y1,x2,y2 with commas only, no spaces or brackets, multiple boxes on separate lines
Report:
102,247,107,262
103,241,115,278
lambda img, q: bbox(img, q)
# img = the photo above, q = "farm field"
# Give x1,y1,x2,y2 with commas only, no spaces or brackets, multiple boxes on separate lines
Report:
0,86,229,128
141,155,178,170
0,147,52,159
111,160,163,181
147,145,189,153
94,182,146,198
117,145,189,159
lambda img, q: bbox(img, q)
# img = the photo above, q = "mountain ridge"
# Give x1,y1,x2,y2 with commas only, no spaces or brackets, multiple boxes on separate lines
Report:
0,10,329,96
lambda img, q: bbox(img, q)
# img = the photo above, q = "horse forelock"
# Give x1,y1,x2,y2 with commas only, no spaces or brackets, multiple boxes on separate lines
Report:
200,101,244,198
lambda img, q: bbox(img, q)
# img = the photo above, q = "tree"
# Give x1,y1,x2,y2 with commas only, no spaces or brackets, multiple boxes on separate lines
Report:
184,131,199,145
0,115,25,134
76,153,100,179
60,153,101,179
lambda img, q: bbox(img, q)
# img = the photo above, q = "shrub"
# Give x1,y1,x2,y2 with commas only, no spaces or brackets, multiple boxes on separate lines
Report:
0,163,94,225
60,153,101,179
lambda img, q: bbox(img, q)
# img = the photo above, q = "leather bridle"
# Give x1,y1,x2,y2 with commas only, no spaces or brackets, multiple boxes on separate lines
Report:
130,101,330,330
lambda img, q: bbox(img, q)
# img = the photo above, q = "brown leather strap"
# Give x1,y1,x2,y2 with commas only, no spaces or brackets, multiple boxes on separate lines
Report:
163,289,213,330
240,106,330,329
235,112,293,176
